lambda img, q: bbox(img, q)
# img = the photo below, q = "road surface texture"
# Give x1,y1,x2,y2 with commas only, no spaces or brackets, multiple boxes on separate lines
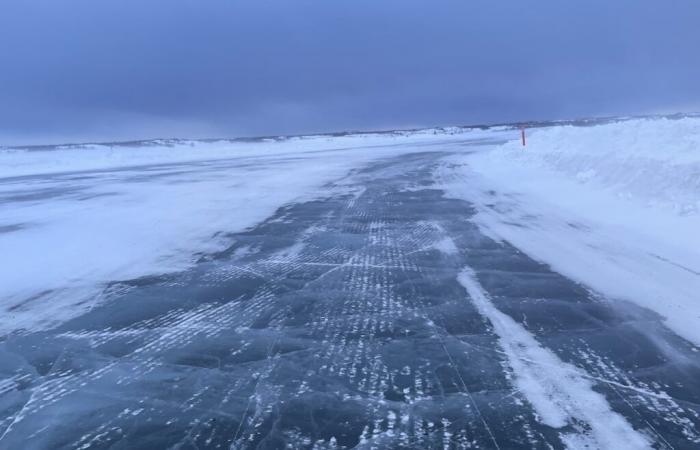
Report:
1,150,700,449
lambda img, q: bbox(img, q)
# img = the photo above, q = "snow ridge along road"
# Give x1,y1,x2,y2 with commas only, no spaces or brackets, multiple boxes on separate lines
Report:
1,148,699,449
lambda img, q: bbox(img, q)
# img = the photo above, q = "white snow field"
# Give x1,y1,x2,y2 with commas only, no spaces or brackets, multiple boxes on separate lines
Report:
436,116,700,346
0,129,495,334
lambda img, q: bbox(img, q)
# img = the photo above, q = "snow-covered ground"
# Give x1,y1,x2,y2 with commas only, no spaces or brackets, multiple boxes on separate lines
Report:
1,118,699,448
0,128,493,179
2,116,699,348
0,128,494,335
436,116,700,346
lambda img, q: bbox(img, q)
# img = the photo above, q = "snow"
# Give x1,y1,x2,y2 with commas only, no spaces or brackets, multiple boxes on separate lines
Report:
0,128,490,179
3,114,699,349
432,236,458,256
0,118,697,446
0,128,491,335
509,117,700,215
458,268,652,449
437,116,700,346
421,221,459,255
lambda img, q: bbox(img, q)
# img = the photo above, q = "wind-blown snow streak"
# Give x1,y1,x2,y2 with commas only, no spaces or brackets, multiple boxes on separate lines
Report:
458,268,652,449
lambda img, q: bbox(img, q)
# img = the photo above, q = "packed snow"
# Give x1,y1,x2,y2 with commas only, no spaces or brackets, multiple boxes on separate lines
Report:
436,116,700,346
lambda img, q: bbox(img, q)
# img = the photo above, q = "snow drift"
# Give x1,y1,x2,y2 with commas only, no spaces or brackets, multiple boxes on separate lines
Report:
495,117,700,215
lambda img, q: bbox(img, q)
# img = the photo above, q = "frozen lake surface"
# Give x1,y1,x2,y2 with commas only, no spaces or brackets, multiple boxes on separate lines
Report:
1,148,699,449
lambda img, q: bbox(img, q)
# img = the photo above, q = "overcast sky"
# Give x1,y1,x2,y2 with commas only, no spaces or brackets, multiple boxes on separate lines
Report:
1,0,699,145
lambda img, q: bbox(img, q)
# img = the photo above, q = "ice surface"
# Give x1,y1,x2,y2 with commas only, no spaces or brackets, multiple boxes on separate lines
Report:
0,149,699,449
1,118,700,448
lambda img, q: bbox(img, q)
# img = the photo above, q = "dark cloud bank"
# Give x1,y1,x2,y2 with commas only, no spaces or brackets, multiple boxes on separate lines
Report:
1,0,699,144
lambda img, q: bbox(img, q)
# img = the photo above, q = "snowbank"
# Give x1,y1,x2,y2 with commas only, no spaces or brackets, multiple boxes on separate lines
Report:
437,116,700,346
495,117,700,215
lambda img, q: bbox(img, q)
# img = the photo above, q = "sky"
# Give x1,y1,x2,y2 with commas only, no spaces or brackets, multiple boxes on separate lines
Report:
1,0,700,145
